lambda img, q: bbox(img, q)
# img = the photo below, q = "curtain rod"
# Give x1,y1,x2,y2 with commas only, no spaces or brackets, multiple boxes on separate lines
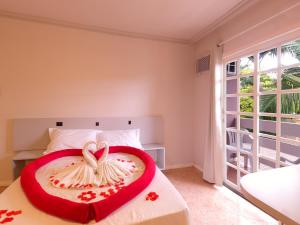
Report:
217,1,300,47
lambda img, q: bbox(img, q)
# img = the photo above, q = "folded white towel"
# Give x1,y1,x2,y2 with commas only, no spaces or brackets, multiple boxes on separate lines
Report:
50,141,136,189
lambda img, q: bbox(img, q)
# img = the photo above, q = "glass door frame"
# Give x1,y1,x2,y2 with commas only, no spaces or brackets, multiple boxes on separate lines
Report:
223,38,300,191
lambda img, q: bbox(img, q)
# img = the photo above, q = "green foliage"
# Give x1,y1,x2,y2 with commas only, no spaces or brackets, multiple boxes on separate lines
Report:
260,73,276,91
260,94,276,113
240,97,253,112
239,42,300,114
240,76,253,93
259,68,300,114
282,67,300,90
259,48,277,64
240,68,252,75
281,40,300,60
240,56,254,75
260,116,276,121
240,70,300,114
281,93,300,114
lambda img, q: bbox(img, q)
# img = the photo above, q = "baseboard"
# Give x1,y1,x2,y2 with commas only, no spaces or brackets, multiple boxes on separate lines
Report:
0,180,13,186
165,163,194,170
164,163,204,171
193,164,203,172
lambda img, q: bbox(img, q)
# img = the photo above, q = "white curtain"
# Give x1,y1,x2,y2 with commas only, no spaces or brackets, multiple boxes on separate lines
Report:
202,45,224,185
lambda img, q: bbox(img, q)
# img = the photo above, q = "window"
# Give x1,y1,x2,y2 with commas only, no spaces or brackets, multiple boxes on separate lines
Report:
224,38,300,190
226,61,237,76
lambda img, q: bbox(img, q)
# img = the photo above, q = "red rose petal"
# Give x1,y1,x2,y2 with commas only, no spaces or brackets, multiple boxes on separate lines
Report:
6,210,22,217
0,210,7,216
78,191,97,202
146,192,159,201
53,180,59,185
0,217,14,224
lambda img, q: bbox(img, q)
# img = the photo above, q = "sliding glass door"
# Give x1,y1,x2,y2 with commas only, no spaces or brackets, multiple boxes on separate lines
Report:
224,38,300,190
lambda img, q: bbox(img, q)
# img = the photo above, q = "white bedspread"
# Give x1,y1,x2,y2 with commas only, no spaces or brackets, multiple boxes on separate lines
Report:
0,168,190,225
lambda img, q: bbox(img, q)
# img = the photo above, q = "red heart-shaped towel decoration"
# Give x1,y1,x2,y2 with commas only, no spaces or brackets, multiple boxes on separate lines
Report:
20,146,156,223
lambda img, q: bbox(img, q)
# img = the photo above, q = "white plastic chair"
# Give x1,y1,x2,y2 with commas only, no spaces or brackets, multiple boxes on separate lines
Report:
227,128,253,171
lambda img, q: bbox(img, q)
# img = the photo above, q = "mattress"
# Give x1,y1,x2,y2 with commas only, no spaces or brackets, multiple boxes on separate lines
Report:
0,166,190,225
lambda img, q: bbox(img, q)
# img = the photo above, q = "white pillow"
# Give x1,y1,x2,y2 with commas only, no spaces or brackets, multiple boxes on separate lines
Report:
44,128,100,154
97,129,143,149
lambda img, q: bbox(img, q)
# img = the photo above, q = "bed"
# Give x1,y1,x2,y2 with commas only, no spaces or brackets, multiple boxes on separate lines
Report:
0,117,190,225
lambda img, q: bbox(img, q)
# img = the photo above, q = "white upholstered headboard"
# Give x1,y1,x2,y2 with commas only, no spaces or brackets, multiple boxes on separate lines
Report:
13,117,163,151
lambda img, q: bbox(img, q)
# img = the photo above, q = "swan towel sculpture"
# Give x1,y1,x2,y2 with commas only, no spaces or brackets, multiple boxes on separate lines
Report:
50,141,137,189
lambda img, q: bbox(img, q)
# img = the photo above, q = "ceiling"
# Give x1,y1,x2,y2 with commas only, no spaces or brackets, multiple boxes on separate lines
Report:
0,0,248,43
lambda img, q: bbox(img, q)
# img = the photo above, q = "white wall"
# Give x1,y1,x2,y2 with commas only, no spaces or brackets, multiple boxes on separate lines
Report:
2,0,300,183
193,0,300,170
0,16,194,182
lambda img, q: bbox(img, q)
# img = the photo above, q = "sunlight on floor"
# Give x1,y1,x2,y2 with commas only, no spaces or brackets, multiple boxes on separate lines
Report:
164,167,278,225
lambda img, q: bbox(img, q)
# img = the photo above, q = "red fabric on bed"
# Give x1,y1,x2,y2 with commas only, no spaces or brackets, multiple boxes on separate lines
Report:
93,147,156,221
20,146,156,223
21,149,92,223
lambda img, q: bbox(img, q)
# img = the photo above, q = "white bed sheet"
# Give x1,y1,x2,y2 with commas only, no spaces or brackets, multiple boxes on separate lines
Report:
0,168,190,225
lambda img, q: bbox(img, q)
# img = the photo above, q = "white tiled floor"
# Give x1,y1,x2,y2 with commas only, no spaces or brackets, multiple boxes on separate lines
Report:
164,167,278,225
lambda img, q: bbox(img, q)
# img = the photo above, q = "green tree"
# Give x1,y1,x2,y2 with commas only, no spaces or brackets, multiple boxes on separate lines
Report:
260,73,276,91
281,67,300,114
239,40,300,115
240,76,253,93
240,97,253,112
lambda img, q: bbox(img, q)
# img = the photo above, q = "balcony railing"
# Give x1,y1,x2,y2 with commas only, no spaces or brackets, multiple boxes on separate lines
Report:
226,118,300,167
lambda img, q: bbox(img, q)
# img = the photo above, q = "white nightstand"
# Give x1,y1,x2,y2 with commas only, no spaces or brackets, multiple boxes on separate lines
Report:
142,144,165,170
12,150,44,179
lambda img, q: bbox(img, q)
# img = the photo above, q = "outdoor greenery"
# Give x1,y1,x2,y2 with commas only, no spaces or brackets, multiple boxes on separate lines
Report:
260,73,276,91
240,96,253,112
282,67,300,90
240,76,253,93
238,40,300,115
240,56,254,75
